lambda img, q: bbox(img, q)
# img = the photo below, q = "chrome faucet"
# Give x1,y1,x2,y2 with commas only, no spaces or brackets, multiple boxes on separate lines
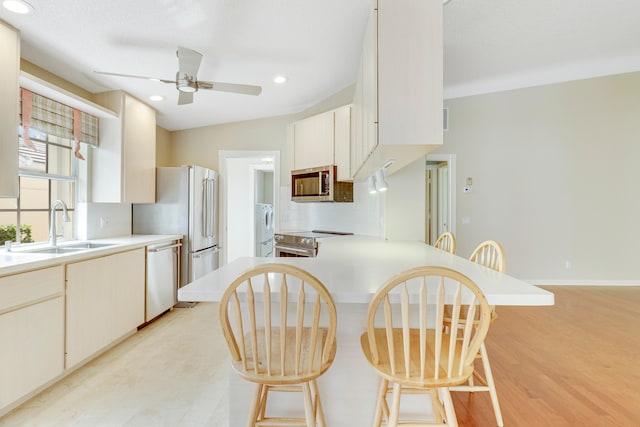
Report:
49,200,70,247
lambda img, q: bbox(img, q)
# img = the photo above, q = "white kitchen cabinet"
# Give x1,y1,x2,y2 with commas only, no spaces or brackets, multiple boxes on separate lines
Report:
293,105,352,180
293,110,334,170
334,105,352,181
351,0,443,180
0,20,20,198
65,248,145,369
0,266,64,414
91,91,156,203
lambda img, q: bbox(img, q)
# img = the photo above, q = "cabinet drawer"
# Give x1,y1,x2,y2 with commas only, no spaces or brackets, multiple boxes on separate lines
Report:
0,266,64,313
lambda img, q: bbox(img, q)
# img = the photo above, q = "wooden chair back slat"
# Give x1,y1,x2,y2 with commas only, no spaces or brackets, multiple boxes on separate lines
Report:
400,283,410,379
280,276,288,375
246,279,259,375
419,279,427,379
263,273,272,376
295,284,305,375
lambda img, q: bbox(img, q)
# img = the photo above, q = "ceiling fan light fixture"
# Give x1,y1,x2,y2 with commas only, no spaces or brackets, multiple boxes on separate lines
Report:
2,0,34,14
177,79,198,93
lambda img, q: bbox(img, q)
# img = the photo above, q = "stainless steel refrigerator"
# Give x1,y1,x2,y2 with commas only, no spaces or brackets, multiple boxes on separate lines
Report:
132,165,219,291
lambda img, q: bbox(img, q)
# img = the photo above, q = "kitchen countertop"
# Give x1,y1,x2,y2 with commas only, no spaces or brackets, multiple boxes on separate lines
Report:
179,235,554,306
0,234,183,277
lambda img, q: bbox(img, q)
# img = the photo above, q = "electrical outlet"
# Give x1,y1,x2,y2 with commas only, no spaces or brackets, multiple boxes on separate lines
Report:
99,217,111,228
463,186,472,193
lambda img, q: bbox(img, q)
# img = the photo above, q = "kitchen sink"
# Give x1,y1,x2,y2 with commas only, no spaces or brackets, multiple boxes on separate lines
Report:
24,246,89,254
62,242,116,250
16,242,117,254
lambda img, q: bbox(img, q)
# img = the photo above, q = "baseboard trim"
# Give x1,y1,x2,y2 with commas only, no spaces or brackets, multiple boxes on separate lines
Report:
530,280,640,287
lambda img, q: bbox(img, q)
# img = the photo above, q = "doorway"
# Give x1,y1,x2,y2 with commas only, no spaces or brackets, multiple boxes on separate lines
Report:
425,154,456,245
219,151,280,266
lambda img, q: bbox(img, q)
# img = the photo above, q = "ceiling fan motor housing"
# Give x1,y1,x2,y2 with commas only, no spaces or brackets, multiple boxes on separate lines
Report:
176,72,198,93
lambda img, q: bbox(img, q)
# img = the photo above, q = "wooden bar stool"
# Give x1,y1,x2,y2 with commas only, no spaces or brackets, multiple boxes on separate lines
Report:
219,263,337,426
434,232,456,254
360,266,492,426
448,240,506,426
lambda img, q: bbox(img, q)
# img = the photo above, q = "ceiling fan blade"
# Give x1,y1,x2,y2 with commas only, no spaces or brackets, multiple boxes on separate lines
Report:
198,81,262,96
178,91,194,105
94,70,175,84
177,47,202,78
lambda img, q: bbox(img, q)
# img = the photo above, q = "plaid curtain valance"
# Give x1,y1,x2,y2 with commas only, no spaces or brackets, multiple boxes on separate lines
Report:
20,88,99,149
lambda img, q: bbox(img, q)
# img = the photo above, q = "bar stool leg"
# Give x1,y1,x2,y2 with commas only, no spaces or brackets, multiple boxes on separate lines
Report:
480,343,504,426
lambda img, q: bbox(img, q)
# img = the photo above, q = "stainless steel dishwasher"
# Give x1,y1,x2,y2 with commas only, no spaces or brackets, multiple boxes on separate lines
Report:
146,240,181,322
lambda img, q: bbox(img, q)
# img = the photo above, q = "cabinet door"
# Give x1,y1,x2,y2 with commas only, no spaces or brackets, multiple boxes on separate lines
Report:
293,111,334,170
0,265,64,411
0,297,64,410
378,0,442,147
351,4,378,178
0,21,20,198
122,94,156,203
334,105,352,181
92,91,156,203
66,249,145,368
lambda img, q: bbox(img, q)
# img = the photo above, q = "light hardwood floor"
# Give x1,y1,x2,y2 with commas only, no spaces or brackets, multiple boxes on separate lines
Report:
1,287,639,426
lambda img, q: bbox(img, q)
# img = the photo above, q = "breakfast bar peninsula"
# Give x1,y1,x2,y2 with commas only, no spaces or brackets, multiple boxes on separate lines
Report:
178,236,554,426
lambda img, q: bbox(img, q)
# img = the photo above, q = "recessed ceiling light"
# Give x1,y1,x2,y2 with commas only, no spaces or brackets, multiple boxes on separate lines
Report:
150,95,164,102
273,75,287,84
2,0,34,14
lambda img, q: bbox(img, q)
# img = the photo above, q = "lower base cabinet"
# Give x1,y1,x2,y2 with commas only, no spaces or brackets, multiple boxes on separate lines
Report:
0,266,65,412
65,248,145,369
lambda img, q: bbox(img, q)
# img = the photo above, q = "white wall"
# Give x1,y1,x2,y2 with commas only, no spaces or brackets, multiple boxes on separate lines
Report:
435,71,640,282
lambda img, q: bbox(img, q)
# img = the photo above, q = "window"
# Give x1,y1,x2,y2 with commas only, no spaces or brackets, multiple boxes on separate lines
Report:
0,89,98,246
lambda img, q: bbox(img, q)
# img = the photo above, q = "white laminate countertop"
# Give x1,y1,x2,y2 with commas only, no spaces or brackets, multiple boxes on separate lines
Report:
179,235,554,306
0,234,183,277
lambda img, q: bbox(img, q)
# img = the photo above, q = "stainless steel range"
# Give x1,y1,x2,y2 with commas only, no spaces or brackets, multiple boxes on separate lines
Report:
274,230,353,257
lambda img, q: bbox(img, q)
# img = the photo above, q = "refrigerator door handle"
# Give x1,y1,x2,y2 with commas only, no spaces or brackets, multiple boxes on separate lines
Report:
202,178,215,238
202,178,209,238
209,178,215,238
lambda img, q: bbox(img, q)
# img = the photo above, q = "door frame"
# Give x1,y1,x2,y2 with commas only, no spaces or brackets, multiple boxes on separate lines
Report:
219,150,280,267
425,153,456,243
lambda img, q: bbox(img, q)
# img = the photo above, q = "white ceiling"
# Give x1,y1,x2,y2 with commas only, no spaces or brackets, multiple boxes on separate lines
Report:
2,0,640,131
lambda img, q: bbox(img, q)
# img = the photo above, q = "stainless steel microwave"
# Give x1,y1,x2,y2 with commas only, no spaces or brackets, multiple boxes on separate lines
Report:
291,165,353,202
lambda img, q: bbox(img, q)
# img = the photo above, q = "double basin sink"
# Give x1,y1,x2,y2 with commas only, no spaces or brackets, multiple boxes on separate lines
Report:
13,242,116,255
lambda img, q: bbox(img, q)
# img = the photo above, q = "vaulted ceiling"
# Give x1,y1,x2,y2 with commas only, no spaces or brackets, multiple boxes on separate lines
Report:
2,0,640,131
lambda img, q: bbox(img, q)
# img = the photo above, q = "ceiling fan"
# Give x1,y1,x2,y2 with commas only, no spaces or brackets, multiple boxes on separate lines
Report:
94,46,262,105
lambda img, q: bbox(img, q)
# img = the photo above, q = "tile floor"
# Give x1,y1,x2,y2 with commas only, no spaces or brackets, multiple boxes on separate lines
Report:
0,302,229,427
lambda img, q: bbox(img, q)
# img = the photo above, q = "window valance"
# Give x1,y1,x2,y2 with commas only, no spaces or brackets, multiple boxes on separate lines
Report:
20,88,99,160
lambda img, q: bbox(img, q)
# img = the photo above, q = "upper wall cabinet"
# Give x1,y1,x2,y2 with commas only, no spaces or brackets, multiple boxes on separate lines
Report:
293,104,352,181
92,91,156,203
351,0,443,180
0,21,19,198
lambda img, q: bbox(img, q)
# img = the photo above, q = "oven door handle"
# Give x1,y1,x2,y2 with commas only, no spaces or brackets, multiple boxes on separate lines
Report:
276,245,315,257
